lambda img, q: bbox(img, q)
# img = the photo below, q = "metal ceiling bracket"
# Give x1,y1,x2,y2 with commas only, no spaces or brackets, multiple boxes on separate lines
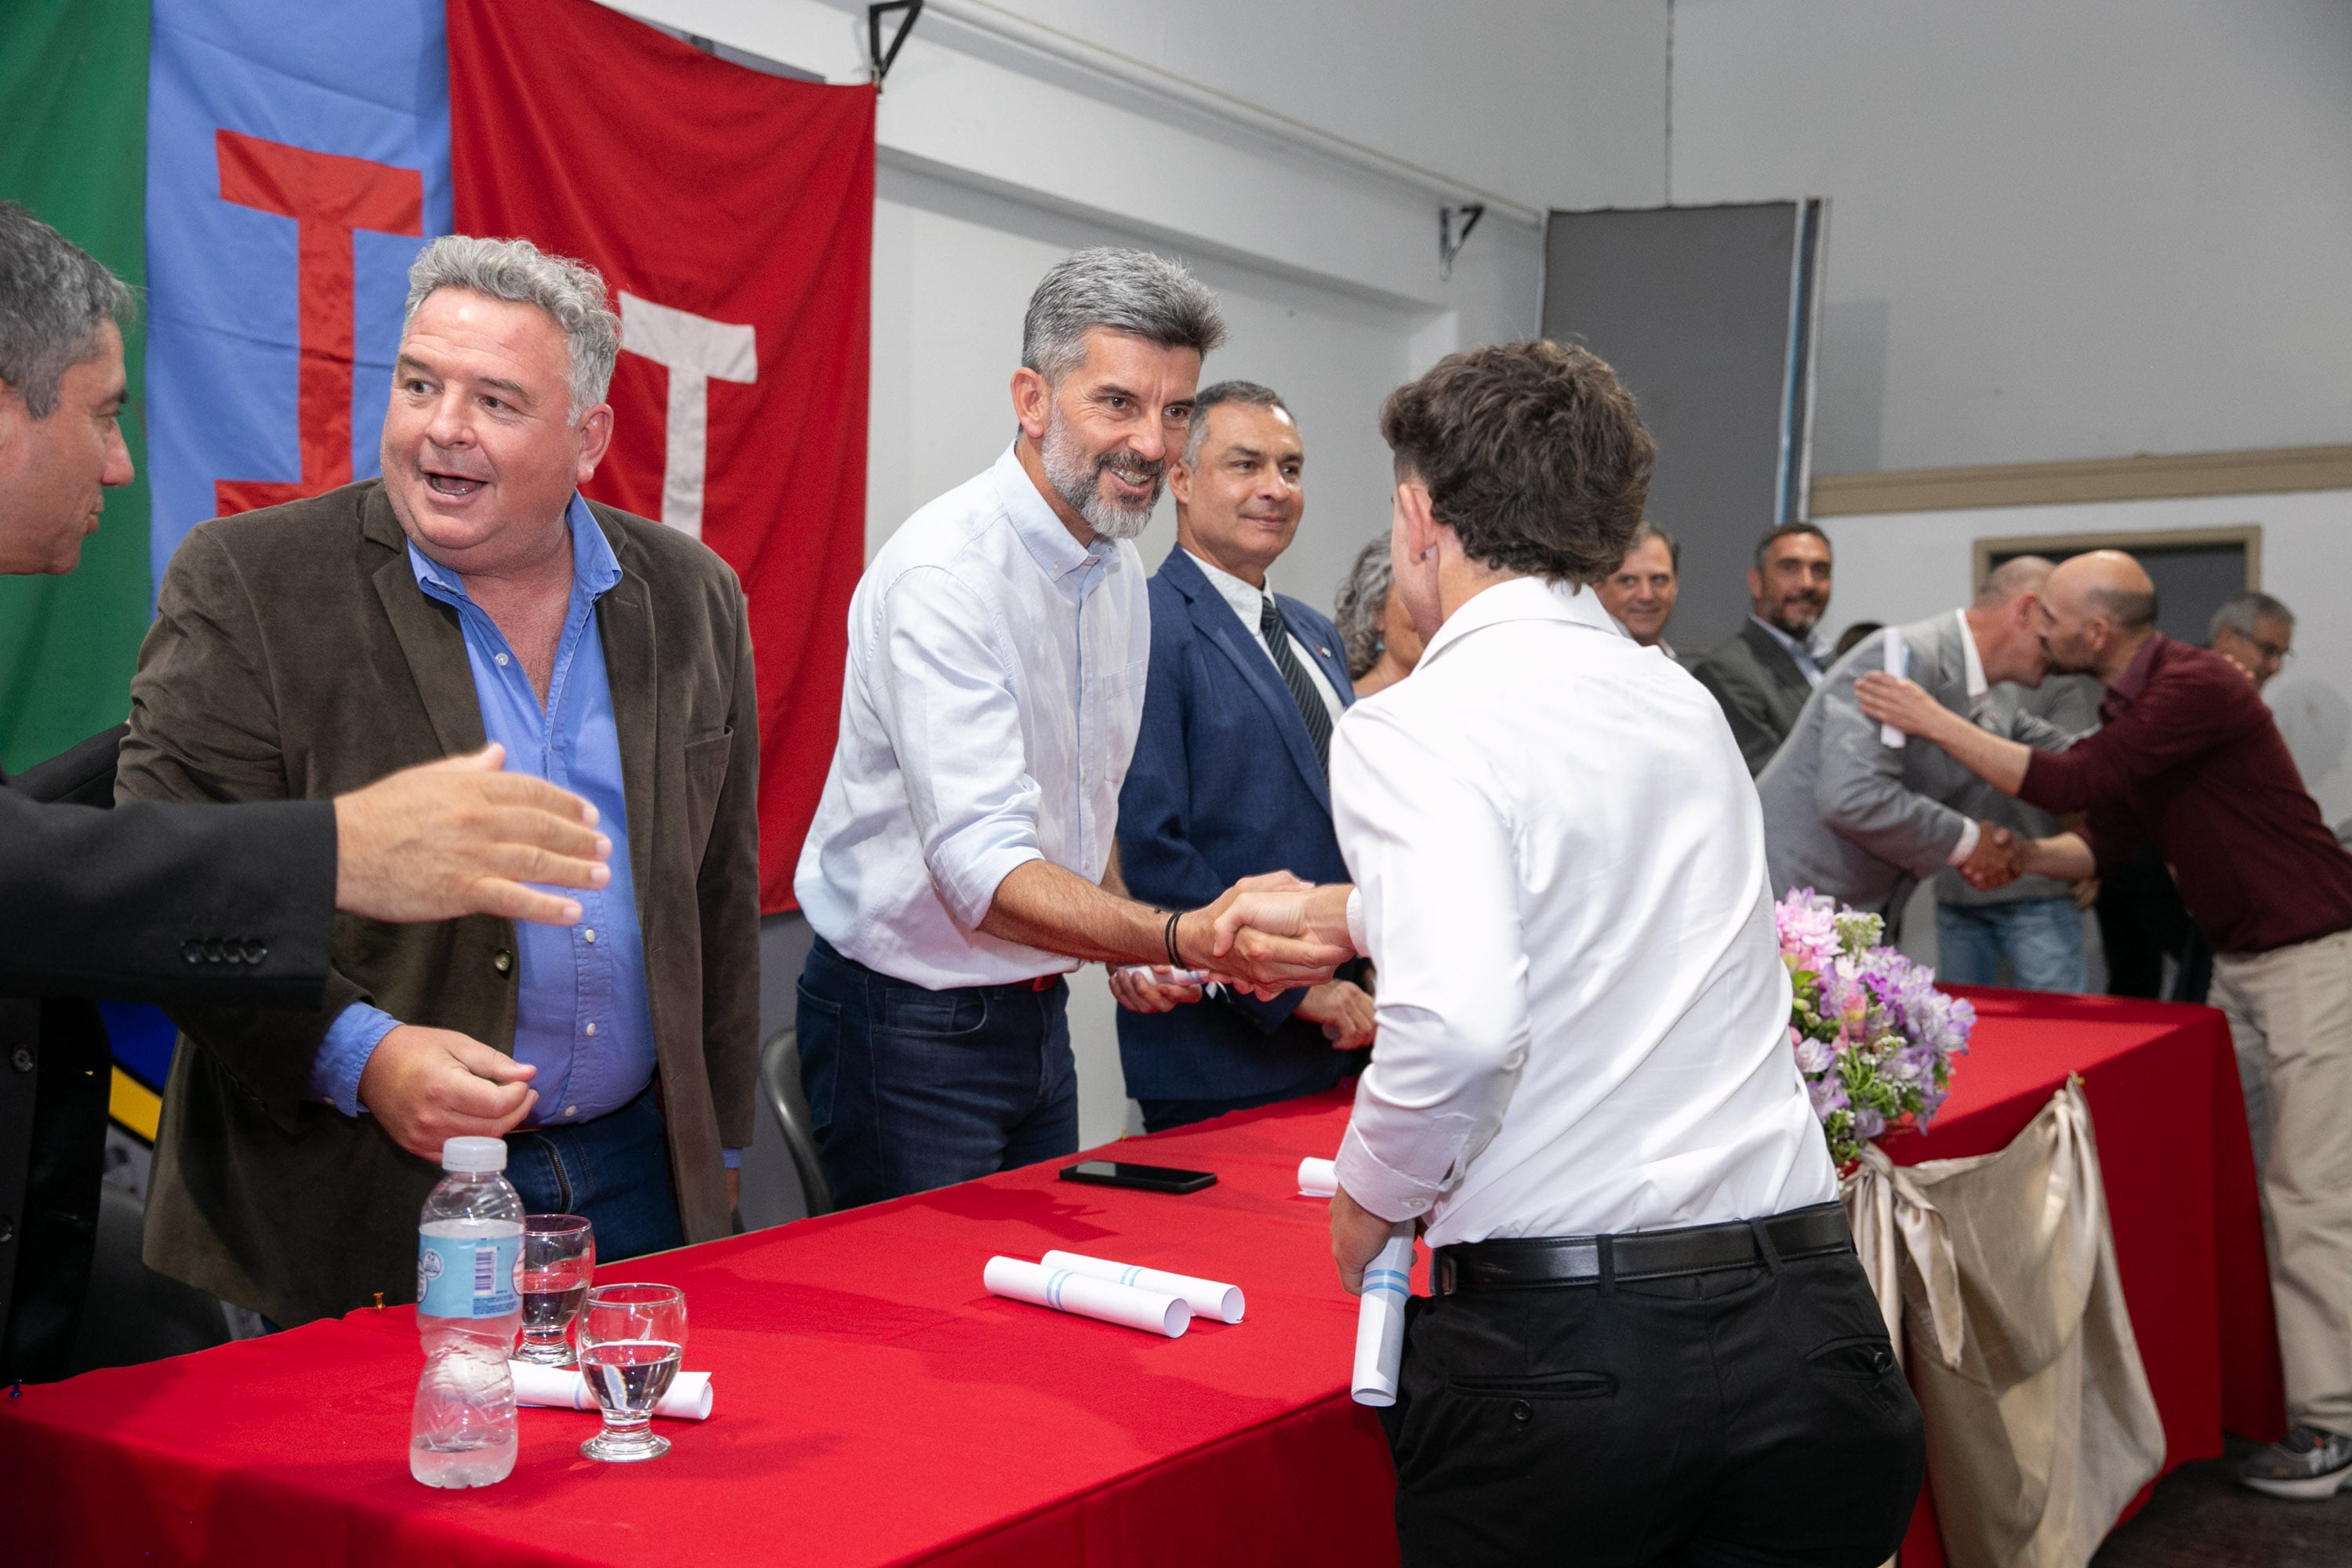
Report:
1439,202,1485,281
869,0,924,88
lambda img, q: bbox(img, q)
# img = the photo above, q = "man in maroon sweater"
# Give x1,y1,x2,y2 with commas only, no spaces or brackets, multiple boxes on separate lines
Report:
1858,549,2352,1501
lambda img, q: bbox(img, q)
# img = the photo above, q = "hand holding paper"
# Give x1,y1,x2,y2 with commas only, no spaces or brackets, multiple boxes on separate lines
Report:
1350,1229,1415,1408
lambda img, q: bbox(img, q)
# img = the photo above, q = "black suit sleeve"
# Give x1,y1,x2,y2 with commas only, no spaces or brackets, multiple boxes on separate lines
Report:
1693,658,1789,777
0,784,335,1007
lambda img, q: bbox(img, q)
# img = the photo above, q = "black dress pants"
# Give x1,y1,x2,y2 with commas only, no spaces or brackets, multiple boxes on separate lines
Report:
1385,1242,1923,1567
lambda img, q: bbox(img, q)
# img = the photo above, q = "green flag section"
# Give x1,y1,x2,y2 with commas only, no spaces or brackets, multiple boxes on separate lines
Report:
0,0,153,774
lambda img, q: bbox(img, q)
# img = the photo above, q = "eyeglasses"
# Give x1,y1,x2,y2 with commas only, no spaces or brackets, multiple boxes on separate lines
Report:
2251,639,2294,666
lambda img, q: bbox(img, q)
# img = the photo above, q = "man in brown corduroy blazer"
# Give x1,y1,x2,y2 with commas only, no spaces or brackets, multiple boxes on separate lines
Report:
117,236,759,1329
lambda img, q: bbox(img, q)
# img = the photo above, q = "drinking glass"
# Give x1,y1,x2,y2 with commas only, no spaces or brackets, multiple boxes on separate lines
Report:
516,1214,595,1366
575,1283,686,1461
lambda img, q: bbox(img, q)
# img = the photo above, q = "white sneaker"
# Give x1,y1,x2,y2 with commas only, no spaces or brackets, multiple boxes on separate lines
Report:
2237,1425,2352,1500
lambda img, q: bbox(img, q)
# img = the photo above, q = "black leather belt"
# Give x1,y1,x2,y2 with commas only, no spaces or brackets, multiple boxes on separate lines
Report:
1432,1203,1853,1295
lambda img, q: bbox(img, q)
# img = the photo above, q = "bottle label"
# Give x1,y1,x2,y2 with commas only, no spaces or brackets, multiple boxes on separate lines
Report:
417,1232,521,1319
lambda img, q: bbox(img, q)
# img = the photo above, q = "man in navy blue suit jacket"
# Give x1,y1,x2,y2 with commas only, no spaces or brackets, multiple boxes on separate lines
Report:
1112,383,1374,1132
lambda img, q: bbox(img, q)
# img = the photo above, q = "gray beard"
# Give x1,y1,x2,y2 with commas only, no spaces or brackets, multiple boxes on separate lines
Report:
1041,412,1161,541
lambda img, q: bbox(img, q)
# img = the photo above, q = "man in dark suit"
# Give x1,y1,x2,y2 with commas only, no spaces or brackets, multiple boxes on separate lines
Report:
0,205,609,1377
1693,522,1836,775
114,235,759,1329
1110,382,1373,1131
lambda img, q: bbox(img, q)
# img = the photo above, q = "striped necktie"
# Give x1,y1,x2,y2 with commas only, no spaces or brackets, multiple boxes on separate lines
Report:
1260,594,1333,770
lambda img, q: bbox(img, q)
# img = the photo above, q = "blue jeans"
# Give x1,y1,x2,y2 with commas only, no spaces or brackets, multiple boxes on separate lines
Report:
506,1087,684,1263
1935,898,2087,993
796,935,1080,1209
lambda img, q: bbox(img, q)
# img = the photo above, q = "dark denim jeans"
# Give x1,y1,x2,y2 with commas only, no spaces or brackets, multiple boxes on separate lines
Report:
506,1087,684,1264
795,935,1079,1209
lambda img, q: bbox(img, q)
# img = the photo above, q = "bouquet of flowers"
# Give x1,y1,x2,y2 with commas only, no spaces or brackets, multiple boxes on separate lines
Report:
1774,889,1973,1168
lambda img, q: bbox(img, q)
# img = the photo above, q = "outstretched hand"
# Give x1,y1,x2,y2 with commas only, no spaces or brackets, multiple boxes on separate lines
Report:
334,745,612,926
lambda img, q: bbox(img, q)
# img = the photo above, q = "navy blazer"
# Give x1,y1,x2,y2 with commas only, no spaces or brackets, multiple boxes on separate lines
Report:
1113,547,1361,1103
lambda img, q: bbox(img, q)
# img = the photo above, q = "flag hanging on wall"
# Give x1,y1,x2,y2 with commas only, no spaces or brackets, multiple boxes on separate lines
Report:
13,0,873,915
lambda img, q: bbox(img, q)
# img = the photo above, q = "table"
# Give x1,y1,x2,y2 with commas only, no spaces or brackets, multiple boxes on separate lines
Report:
8,988,2281,1567
1882,987,2283,1568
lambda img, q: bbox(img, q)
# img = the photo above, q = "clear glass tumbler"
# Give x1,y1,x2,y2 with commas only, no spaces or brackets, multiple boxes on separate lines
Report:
515,1214,595,1367
576,1283,686,1462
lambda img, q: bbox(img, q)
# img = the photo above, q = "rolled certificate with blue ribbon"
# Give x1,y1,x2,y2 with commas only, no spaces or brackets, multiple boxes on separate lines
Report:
984,1255,1191,1338
1351,1229,1416,1407
1040,1249,1245,1323
1880,629,1907,749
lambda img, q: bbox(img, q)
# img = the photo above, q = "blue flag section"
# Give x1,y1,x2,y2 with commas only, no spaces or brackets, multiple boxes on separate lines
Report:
144,0,452,585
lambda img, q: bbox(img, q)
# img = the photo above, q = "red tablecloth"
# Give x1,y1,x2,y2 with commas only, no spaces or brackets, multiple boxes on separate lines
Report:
7,988,2281,1567
1881,987,2284,1568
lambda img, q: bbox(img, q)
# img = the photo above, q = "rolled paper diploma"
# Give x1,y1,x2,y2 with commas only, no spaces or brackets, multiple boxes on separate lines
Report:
508,1360,715,1421
1040,1250,1245,1323
984,1256,1190,1338
1880,629,1907,749
1298,1156,1338,1198
1351,1229,1416,1408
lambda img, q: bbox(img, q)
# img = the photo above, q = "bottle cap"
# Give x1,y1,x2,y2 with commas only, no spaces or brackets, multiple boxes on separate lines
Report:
441,1136,508,1173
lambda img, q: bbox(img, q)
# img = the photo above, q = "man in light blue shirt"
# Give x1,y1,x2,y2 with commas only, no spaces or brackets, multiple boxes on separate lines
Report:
795,250,1352,1207
117,236,760,1327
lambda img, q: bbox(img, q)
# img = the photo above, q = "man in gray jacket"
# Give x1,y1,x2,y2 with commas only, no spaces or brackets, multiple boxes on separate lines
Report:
1758,557,2078,920
1933,671,2102,990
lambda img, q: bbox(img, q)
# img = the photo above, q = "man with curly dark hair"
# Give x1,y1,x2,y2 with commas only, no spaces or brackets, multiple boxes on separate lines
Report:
1212,339,1922,1566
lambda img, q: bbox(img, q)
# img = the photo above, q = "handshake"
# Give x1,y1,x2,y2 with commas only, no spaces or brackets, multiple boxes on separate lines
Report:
1958,820,2028,891
1109,874,1370,1046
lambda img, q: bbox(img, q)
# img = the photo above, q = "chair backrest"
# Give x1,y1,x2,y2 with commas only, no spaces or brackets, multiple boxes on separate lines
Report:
758,1025,833,1218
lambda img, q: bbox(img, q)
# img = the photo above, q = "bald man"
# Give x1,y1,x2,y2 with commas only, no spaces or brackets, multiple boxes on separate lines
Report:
1859,550,2352,1500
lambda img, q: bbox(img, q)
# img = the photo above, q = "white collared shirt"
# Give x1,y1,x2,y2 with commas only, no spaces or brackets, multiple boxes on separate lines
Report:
796,443,1150,989
1330,577,1838,1244
1183,548,1344,727
1753,613,1833,688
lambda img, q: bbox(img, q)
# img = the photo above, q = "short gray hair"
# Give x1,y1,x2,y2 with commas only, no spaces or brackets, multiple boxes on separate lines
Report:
1181,379,1290,466
0,201,135,419
401,234,619,419
1021,247,1225,385
1976,554,2054,608
1618,519,1679,573
1334,533,1394,681
2212,590,2294,642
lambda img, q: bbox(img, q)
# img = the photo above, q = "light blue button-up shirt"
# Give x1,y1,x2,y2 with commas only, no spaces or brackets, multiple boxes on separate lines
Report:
310,496,697,1151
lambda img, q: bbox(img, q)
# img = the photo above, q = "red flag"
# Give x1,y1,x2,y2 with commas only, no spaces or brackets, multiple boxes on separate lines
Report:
448,0,874,912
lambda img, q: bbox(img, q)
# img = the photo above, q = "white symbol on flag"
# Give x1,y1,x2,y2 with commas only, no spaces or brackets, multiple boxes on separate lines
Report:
618,292,758,540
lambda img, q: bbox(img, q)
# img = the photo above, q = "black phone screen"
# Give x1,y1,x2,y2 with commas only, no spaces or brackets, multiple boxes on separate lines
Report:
1058,1160,1218,1194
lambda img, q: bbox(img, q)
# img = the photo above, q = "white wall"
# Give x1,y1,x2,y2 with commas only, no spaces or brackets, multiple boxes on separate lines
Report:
1669,0,2352,474
1820,489,2352,827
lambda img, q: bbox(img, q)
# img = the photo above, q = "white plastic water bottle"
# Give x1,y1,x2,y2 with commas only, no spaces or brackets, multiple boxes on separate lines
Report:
410,1135,524,1487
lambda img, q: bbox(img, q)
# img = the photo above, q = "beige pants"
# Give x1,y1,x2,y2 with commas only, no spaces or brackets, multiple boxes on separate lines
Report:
2211,927,2352,1432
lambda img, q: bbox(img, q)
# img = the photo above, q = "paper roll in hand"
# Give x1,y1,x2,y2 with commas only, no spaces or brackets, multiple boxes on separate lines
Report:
1880,630,1907,750
1351,1229,1416,1408
984,1256,1191,1338
1298,1157,1338,1198
1040,1250,1245,1323
508,1360,714,1421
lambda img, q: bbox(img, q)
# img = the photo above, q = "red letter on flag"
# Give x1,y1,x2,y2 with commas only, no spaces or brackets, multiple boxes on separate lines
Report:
212,131,424,516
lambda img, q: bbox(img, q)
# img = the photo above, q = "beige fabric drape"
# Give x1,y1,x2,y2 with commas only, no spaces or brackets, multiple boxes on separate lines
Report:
1840,1080,2166,1568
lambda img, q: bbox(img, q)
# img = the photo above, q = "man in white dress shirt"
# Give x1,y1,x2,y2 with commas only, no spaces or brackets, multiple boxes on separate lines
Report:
793,249,1350,1207
1214,341,1922,1565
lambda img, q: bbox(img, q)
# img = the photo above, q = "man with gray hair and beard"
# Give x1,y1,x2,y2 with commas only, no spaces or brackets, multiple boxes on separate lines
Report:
795,249,1351,1207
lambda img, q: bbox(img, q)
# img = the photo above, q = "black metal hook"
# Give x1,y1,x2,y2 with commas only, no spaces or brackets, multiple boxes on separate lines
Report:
869,1,924,88
1439,203,1485,281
